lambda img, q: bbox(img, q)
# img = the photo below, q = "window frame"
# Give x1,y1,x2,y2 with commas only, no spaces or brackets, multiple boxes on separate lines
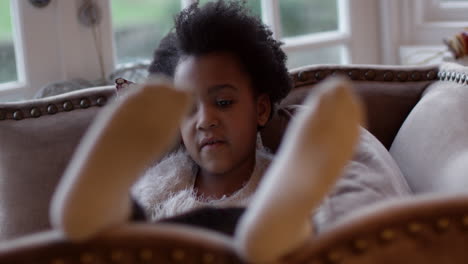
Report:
1,0,381,101
0,0,115,100
380,0,468,64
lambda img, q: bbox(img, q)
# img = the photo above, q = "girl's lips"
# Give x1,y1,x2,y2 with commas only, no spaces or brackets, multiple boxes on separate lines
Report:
202,141,226,150
200,138,227,150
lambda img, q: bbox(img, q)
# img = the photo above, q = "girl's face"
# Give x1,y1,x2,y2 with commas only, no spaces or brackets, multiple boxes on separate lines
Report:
174,52,270,176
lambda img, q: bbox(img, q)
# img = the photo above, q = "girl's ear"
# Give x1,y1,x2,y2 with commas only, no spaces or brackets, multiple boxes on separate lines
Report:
256,94,271,127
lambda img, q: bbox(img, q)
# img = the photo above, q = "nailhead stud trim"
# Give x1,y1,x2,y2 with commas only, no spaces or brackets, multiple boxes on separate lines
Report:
397,72,408,81
298,71,308,82
462,215,468,227
63,101,74,111
407,222,422,234
110,250,123,262
171,249,185,261
436,218,450,231
80,253,94,264
13,110,23,120
380,229,395,242
30,107,41,118
80,98,91,108
51,259,66,264
348,70,360,80
202,253,215,264
96,96,107,106
365,70,376,80
383,71,394,81
139,249,153,261
427,70,437,80
315,71,325,80
47,104,58,114
411,72,421,81
326,251,341,263
352,239,368,253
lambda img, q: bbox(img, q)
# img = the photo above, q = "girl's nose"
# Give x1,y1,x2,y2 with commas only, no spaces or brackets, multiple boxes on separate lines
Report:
196,105,219,130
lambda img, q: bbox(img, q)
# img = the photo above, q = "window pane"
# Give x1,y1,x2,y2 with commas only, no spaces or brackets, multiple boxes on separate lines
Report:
111,0,181,65
198,0,261,18
280,0,338,38
0,0,17,83
286,46,344,69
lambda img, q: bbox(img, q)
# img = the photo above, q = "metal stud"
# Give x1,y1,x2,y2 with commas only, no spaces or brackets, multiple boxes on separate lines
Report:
96,96,107,106
0,110,5,120
326,251,341,263
444,72,450,81
365,70,376,80
397,72,408,81
352,239,368,253
448,72,454,81
47,104,58,114
383,71,394,81
297,71,308,82
427,70,437,80
80,98,91,108
348,70,360,80
411,72,421,81
13,110,23,120
407,222,422,234
441,71,447,80
462,215,468,227
451,72,457,81
461,74,467,84
171,249,185,261
63,101,74,111
110,250,123,262
51,259,66,264
139,249,152,261
80,253,94,264
456,73,461,82
315,71,325,80
331,70,343,77
30,107,41,118
380,229,395,242
436,218,450,231
437,71,442,79
202,253,215,264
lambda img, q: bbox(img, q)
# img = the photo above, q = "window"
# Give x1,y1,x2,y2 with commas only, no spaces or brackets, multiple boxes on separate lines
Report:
111,0,181,65
380,0,468,64
0,1,17,84
110,0,378,69
279,0,338,38
0,0,381,101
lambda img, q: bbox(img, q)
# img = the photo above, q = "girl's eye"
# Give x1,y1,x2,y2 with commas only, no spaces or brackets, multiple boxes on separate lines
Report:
216,100,233,107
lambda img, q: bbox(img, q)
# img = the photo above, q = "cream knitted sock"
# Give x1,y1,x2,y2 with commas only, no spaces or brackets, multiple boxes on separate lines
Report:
50,79,191,241
234,78,363,263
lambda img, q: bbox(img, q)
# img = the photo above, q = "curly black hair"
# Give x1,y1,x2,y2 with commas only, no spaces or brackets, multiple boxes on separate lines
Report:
148,0,292,108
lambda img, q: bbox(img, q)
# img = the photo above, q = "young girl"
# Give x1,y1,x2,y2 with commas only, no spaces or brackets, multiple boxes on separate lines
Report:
50,1,409,263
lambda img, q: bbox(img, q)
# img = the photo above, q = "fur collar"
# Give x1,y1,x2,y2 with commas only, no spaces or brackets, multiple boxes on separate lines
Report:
131,148,272,221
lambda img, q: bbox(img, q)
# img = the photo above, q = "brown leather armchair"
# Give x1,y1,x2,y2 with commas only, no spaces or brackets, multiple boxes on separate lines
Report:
1,62,468,263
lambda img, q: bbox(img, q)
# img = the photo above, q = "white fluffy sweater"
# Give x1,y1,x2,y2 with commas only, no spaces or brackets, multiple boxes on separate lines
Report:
131,147,273,221
131,129,411,232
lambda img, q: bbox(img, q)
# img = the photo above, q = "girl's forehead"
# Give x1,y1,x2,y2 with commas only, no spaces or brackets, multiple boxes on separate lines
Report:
174,52,253,95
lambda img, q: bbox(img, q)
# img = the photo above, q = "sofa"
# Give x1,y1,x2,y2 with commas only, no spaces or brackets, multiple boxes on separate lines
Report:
1,62,468,263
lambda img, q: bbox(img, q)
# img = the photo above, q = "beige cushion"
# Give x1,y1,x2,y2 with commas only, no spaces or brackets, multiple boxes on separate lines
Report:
314,128,412,232
390,62,468,193
0,86,115,241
